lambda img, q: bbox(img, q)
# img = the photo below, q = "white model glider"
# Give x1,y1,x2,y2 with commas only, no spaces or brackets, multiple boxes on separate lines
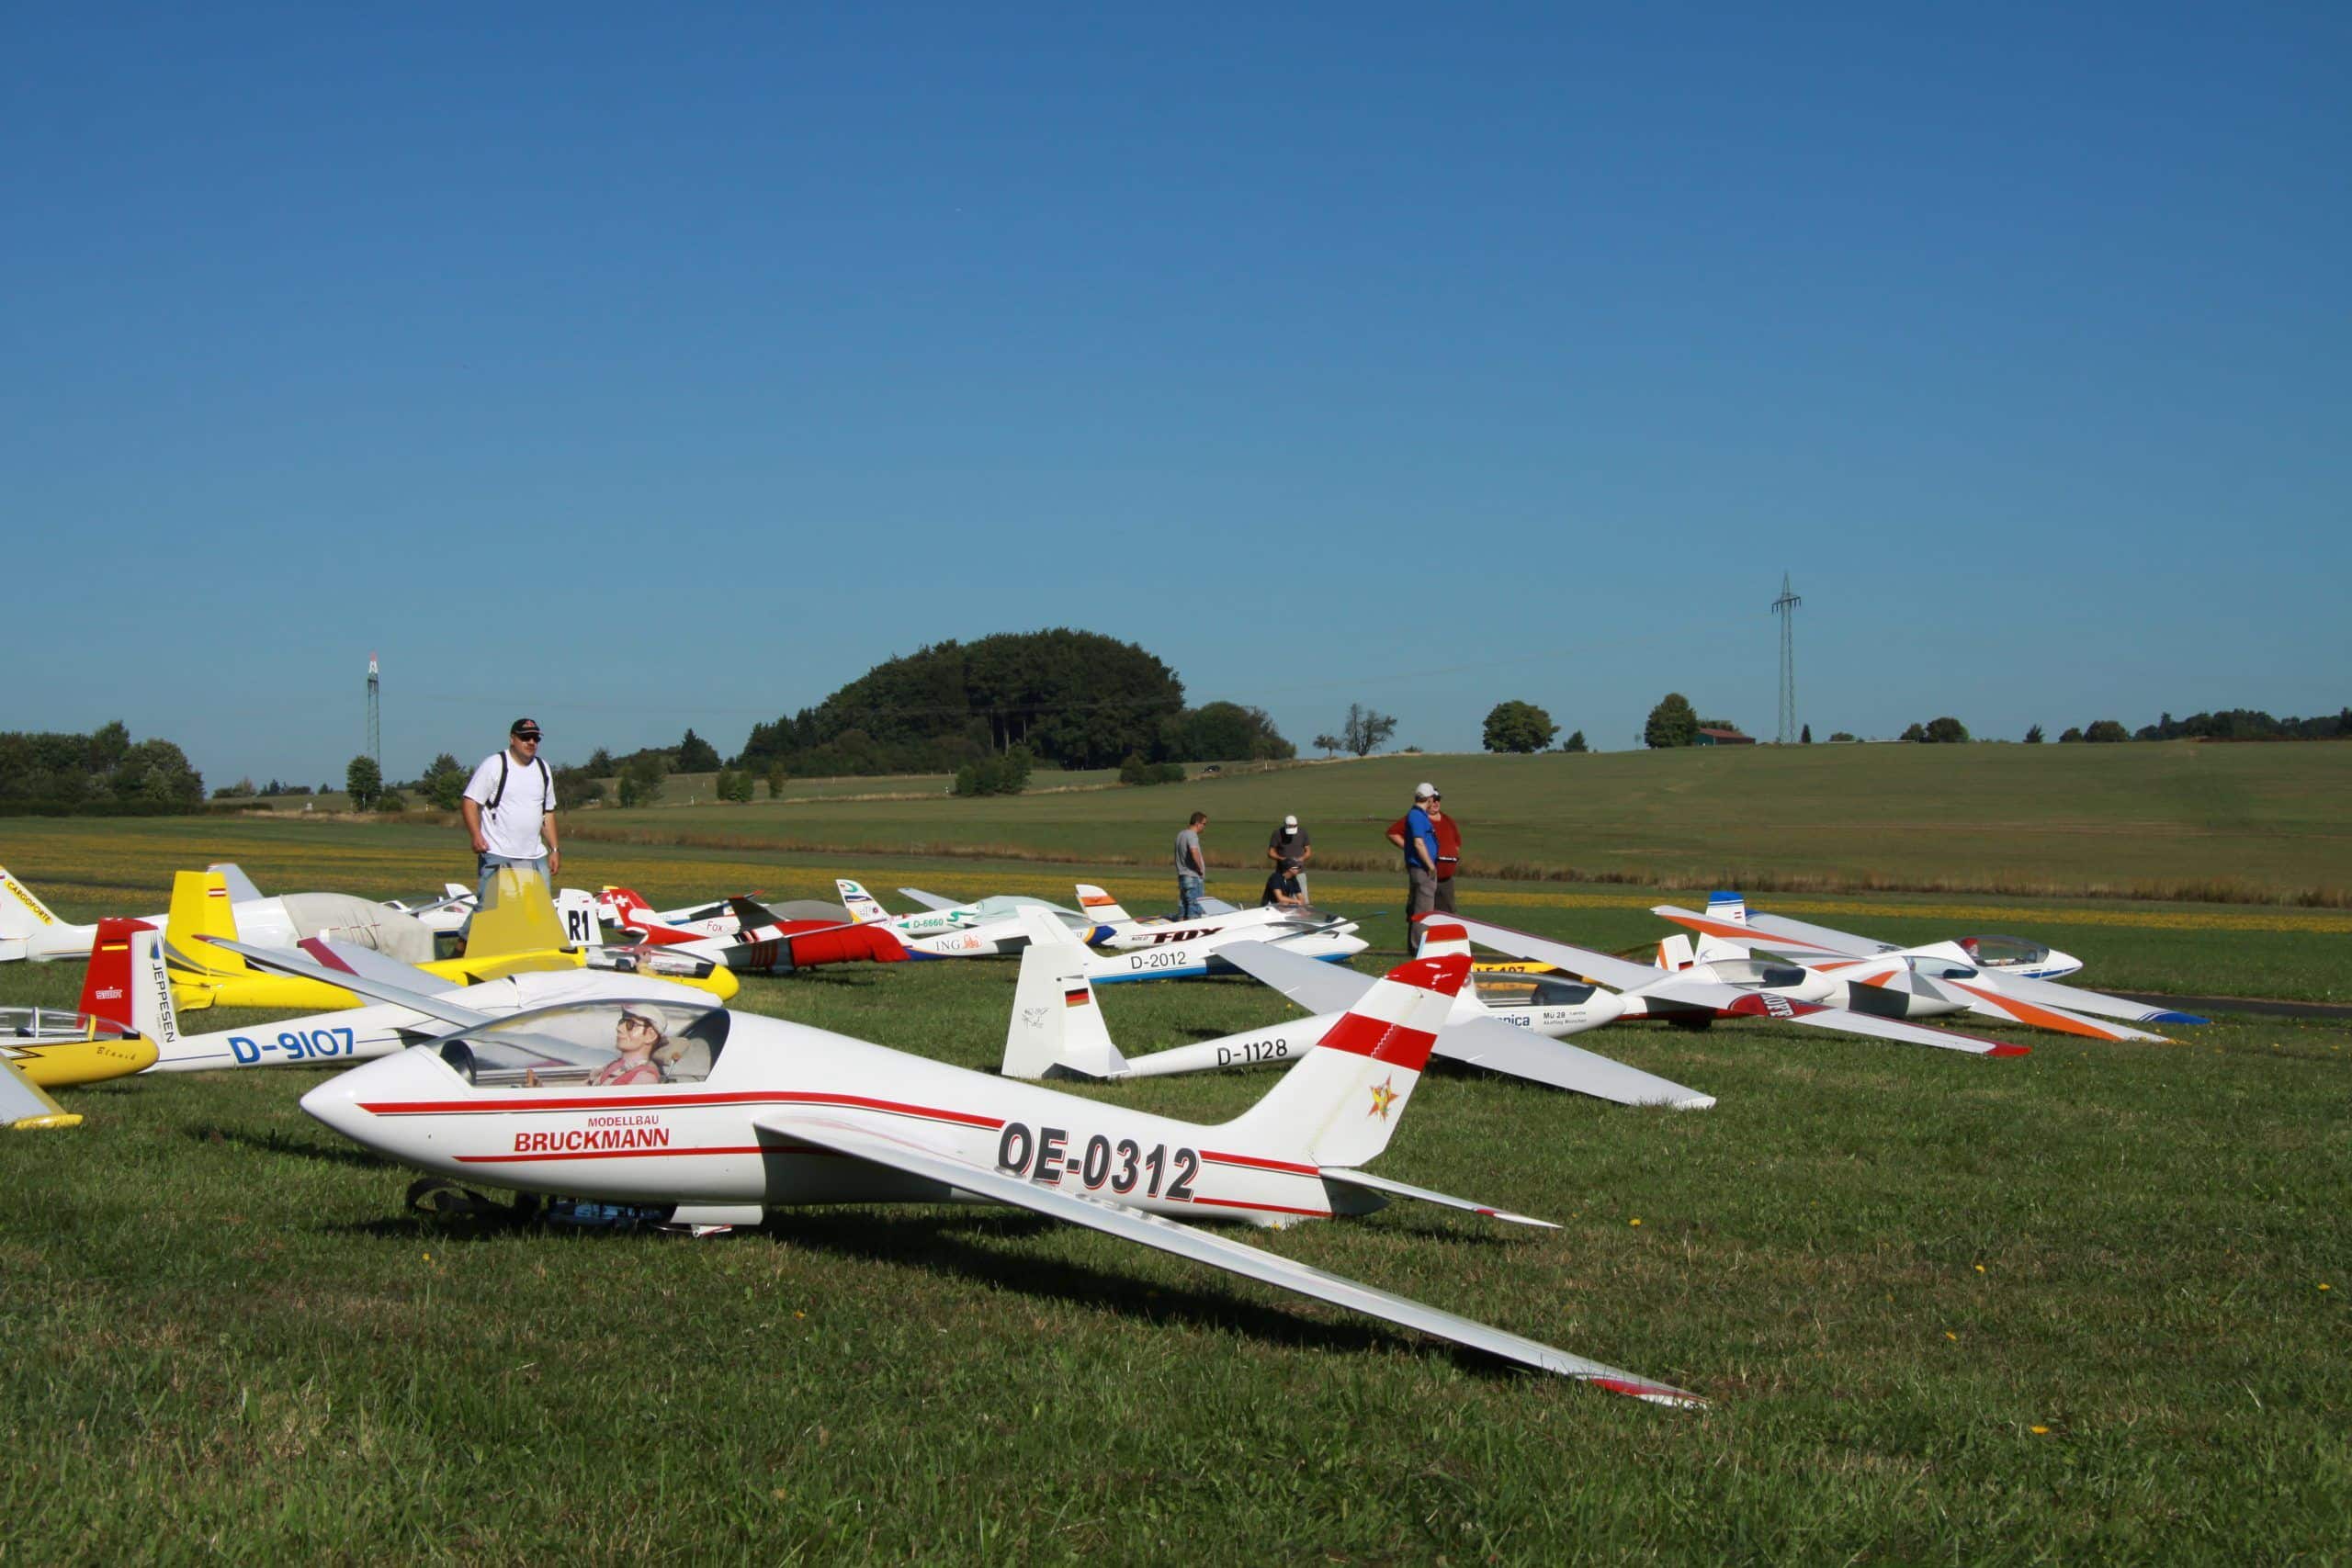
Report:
1644,930,2177,1044
109,925,721,1074
836,878,1103,956
1443,916,2033,1057
1003,911,1714,1110
1655,893,2205,1032
266,940,1700,1404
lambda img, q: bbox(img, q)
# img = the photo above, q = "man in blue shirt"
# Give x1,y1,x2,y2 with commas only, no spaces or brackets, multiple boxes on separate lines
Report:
1385,783,1442,944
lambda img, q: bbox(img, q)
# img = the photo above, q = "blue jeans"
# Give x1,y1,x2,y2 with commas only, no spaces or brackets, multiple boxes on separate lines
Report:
1176,874,1204,919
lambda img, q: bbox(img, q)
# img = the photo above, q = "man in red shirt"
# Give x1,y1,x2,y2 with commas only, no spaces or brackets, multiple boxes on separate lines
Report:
1427,791,1461,914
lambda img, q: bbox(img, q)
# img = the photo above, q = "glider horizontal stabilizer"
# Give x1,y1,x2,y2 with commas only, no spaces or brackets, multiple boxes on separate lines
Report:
754,1109,1698,1404
203,938,500,1032
1318,1166,1558,1229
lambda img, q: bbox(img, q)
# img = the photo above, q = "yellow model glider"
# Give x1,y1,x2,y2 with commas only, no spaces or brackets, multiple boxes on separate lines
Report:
3,924,160,1128
163,870,739,1010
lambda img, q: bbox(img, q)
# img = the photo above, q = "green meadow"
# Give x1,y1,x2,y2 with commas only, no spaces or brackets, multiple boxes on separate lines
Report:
552,742,2352,907
3,748,2346,1562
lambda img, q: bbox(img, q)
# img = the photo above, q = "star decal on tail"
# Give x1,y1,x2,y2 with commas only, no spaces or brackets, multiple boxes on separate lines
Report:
1367,1076,1397,1121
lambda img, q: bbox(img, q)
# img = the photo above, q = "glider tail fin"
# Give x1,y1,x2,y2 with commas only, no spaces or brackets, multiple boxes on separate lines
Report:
1705,890,1749,926
1001,932,1126,1080
555,887,603,949
1225,952,1469,1168
1075,885,1132,925
597,886,656,932
77,918,153,1031
1655,934,1696,971
165,871,249,976
836,879,890,924
466,871,568,958
0,868,70,944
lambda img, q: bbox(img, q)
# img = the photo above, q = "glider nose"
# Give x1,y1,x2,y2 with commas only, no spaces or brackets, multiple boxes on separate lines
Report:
2041,947,2085,978
300,1053,415,1150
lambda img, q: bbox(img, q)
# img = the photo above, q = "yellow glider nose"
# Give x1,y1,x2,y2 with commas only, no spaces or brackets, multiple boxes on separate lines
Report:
17,1033,160,1089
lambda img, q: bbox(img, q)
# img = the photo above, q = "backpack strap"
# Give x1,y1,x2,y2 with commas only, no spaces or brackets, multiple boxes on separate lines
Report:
487,753,509,811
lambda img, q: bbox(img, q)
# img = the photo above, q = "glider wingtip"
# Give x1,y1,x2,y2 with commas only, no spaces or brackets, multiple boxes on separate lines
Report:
1987,1043,2032,1057
2151,1010,2208,1026
1590,1375,1707,1409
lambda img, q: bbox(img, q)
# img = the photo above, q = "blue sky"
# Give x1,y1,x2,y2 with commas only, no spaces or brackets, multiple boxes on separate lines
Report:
8,2,2346,785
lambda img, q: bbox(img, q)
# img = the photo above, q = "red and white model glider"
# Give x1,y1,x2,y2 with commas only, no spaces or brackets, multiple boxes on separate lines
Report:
268,941,1701,1404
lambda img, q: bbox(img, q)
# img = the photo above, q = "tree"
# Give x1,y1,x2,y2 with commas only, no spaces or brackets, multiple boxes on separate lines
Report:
675,728,721,773
1335,704,1397,758
1481,701,1558,754
616,750,669,807
586,747,616,775
86,720,131,774
103,738,203,809
375,790,407,814
2024,724,2045,743
1643,694,1699,749
421,752,468,811
2084,719,2129,743
1828,731,1855,742
1800,724,1812,744
552,764,605,810
1163,702,1293,763
2058,727,2085,743
1924,716,1970,744
1311,734,1342,758
345,755,382,811
1561,730,1589,753
1900,722,1928,742
954,746,1035,797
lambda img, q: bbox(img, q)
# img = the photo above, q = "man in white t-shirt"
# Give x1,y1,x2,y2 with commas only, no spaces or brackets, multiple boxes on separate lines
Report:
461,716,561,913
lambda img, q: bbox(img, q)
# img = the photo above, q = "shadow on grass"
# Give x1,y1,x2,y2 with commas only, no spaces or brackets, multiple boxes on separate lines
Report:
758,1208,1530,1379
185,1124,401,1172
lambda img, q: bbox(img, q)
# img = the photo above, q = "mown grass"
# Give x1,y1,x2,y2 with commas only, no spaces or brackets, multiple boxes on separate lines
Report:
2,825,2348,1559
550,744,2352,908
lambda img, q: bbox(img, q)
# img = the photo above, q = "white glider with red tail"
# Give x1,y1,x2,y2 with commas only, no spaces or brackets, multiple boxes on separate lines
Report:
1442,916,2034,1057
1653,893,2201,1040
266,939,1699,1403
1005,911,1716,1110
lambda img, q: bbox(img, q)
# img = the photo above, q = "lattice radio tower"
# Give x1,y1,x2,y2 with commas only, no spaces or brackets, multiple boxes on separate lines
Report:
366,652,381,766
1770,574,1801,744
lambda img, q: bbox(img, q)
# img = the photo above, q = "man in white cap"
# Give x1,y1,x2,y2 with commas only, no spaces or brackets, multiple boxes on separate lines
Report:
1265,813,1313,903
1385,783,1442,941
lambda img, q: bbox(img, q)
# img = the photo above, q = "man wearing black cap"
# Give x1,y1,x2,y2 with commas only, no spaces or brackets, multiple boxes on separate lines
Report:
460,717,561,911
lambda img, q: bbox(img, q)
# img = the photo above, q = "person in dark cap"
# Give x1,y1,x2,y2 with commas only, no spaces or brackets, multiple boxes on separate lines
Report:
1259,858,1306,908
460,717,561,917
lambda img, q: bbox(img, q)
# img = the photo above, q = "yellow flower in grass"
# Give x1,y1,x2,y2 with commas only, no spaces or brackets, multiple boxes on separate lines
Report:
1945,1332,1958,1341
1628,1217,1642,1226
2030,1426,2051,1436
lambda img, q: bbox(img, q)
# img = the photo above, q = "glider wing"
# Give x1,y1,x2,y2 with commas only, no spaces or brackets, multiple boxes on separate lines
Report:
753,1108,1701,1405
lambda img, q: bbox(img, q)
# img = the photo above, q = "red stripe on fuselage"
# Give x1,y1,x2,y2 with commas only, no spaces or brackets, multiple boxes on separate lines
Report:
356,1089,1008,1130
1190,1196,1330,1219
1199,1148,1319,1177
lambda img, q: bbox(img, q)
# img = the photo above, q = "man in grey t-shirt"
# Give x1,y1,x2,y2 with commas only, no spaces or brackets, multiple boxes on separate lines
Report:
1172,811,1208,919
1266,814,1312,903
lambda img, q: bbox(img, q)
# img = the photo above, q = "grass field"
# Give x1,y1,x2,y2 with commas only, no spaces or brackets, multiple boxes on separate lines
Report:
548,744,2352,908
3,791,2347,1560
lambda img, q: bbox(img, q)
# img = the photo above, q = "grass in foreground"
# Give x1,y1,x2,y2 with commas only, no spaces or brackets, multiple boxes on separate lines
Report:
2,834,2347,1560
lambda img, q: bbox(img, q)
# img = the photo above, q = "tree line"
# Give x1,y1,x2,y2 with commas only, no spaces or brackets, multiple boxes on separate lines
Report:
0,722,205,815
